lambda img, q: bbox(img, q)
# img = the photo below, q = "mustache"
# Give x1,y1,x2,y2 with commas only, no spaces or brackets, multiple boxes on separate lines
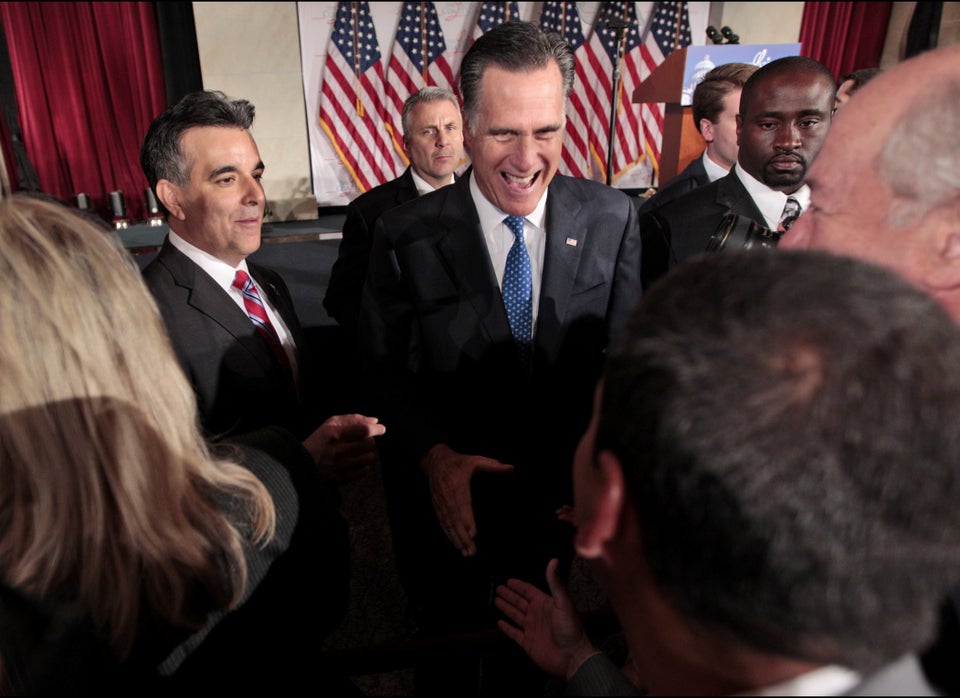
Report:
768,152,806,167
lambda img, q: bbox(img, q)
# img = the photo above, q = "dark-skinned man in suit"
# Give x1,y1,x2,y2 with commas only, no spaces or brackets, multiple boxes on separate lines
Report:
638,55,836,290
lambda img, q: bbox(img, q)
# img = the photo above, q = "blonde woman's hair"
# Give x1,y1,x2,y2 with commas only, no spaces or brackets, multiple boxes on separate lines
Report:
0,196,275,659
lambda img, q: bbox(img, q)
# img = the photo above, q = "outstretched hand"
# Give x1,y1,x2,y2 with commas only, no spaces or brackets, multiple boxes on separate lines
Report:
302,413,386,482
420,443,514,557
494,558,598,680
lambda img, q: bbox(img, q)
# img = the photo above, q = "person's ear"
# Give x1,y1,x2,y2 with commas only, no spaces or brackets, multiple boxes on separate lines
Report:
923,203,960,292
700,118,715,144
735,114,742,146
574,450,625,559
156,180,185,221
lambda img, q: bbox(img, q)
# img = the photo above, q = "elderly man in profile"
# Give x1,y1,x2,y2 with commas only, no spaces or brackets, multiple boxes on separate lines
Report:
780,44,960,695
324,86,464,343
359,20,641,696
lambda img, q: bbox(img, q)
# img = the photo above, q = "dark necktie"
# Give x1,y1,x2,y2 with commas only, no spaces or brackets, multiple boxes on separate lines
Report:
777,196,802,232
233,269,292,375
502,215,533,369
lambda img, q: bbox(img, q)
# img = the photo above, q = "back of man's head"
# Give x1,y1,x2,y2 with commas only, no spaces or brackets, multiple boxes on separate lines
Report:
598,250,960,672
458,21,574,134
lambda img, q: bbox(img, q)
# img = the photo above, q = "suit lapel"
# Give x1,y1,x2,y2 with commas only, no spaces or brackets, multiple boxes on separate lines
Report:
536,177,584,363
434,178,513,347
715,172,766,223
158,242,278,375
396,167,418,206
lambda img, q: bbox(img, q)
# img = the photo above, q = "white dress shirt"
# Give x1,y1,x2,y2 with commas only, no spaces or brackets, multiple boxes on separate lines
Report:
734,164,811,231
469,173,547,335
702,150,730,183
410,168,455,197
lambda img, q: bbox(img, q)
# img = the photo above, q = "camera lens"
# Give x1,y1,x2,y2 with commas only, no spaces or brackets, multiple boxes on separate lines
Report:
706,213,782,253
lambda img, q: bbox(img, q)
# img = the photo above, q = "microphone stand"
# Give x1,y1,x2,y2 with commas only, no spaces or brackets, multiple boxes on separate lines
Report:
605,17,628,186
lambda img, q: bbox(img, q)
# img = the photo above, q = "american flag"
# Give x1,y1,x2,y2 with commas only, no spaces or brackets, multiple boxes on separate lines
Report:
472,1,520,41
638,2,692,185
539,1,593,179
384,2,457,163
579,2,643,185
319,1,404,193
578,1,690,186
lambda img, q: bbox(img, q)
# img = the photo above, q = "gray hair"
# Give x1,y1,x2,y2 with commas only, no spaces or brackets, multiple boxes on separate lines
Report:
879,73,960,226
401,86,461,137
458,21,574,134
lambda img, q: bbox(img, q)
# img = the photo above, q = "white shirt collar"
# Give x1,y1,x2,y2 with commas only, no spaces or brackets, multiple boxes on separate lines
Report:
733,164,811,230
469,171,548,234
167,230,248,294
702,150,730,183
410,167,455,197
735,664,860,696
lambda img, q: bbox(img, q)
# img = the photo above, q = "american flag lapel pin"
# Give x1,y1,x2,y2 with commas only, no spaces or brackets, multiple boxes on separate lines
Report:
565,237,578,247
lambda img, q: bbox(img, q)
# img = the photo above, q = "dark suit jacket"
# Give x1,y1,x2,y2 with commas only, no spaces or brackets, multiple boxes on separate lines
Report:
636,152,710,216
323,167,420,339
359,172,642,592
142,239,316,440
638,170,765,290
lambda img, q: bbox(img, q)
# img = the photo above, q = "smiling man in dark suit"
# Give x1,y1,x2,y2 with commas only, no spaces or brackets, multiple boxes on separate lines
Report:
138,90,385,691
359,21,641,695
324,86,463,343
140,91,384,477
638,56,836,290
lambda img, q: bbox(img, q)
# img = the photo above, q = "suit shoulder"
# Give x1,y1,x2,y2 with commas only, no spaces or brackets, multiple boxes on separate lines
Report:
554,175,634,218
638,170,707,215
350,176,409,213
645,178,723,221
141,251,175,291
377,184,453,238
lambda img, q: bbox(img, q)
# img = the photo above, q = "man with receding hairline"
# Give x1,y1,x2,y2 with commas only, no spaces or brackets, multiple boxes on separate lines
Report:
779,44,960,695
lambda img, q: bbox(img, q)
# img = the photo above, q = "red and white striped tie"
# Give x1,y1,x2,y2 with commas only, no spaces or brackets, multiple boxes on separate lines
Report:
232,269,292,375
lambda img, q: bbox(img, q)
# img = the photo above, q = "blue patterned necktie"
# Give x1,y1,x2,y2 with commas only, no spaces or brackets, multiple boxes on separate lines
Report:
502,215,533,368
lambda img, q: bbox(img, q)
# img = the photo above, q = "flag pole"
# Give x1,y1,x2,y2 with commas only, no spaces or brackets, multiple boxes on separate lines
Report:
604,14,628,186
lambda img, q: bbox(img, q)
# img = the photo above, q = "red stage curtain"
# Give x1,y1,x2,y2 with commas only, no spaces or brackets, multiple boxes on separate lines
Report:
0,109,18,193
799,2,893,81
0,2,166,220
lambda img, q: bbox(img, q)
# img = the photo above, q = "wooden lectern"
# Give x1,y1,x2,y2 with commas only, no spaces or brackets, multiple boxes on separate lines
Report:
633,43,803,186
633,47,703,186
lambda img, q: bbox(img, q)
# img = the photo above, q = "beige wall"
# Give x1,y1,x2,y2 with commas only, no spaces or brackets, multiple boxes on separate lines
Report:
715,3,806,44
883,2,960,67
193,2,316,221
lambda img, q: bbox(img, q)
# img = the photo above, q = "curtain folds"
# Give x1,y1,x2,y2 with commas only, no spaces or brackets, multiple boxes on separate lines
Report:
799,2,893,81
0,2,166,220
